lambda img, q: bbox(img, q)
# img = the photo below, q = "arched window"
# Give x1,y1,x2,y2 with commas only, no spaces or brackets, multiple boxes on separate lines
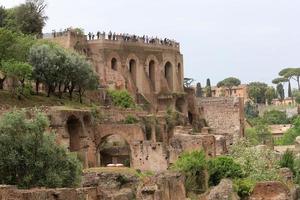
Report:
129,59,137,84
177,63,182,87
111,58,117,71
149,60,155,89
164,62,173,90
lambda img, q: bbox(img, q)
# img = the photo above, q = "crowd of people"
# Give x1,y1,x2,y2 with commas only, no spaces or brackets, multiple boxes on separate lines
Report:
87,31,179,47
46,29,179,47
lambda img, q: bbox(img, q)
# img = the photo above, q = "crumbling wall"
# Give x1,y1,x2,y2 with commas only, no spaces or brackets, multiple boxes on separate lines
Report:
197,97,245,145
131,141,169,172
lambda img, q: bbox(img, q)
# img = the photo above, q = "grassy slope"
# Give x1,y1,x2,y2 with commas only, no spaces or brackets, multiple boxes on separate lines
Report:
0,90,96,109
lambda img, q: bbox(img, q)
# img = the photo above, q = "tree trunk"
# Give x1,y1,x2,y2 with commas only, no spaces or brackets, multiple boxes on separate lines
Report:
47,85,51,97
297,76,300,91
58,83,62,99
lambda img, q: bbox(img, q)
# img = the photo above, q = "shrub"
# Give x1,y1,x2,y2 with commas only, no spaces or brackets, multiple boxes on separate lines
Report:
0,109,82,188
172,150,207,193
229,139,280,182
124,115,138,124
234,178,256,199
208,156,244,186
107,90,135,108
279,150,295,173
262,110,289,124
276,117,300,145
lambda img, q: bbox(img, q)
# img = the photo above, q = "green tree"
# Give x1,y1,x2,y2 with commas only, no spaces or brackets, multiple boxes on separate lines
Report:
206,78,212,97
0,109,82,188
0,60,32,98
265,86,277,105
196,82,203,97
208,156,244,186
276,83,285,100
217,77,241,96
173,150,207,194
0,28,34,89
247,82,268,104
244,101,259,119
279,68,300,91
0,6,6,27
3,0,47,35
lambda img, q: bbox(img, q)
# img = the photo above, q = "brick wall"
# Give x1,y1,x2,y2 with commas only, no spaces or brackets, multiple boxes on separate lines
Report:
197,97,245,145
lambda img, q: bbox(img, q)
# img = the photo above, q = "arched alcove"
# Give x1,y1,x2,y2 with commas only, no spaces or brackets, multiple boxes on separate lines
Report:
111,58,118,71
129,59,137,84
98,135,131,167
164,62,173,90
67,116,83,152
177,63,182,87
149,60,155,89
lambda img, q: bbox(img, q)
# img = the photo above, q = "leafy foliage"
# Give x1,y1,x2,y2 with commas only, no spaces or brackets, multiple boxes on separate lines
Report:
1,0,47,35
247,82,268,104
172,150,207,193
279,150,295,173
244,101,259,119
217,77,241,96
276,117,300,145
234,178,256,199
208,156,244,186
0,109,82,188
263,110,289,124
230,139,280,182
107,90,135,108
124,115,139,124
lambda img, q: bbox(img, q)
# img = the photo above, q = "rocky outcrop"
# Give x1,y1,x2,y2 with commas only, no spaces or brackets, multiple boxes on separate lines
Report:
249,181,291,200
206,179,239,200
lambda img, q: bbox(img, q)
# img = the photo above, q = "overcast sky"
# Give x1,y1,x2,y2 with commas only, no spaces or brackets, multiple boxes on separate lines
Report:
2,0,300,87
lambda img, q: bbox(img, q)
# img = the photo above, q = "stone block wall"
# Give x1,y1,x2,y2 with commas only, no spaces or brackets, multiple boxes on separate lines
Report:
197,97,245,145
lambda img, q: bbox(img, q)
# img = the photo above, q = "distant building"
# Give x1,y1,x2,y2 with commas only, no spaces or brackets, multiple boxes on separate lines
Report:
269,124,292,140
209,84,248,102
272,97,296,106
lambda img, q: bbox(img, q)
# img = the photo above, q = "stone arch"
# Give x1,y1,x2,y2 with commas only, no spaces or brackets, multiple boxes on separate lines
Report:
177,63,182,87
145,55,159,91
164,61,173,90
97,134,131,167
66,115,83,152
126,54,140,85
107,52,121,71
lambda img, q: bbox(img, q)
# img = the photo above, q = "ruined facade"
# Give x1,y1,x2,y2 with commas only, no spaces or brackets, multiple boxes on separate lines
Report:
46,30,185,113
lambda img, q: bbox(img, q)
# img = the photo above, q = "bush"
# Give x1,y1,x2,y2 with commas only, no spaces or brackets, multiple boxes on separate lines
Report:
172,150,207,193
279,150,295,173
208,156,244,186
276,117,300,145
0,109,82,188
107,90,135,108
263,110,289,124
229,139,280,182
234,178,256,199
124,115,138,124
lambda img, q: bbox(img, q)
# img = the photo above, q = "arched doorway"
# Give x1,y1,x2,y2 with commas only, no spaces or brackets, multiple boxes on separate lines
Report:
98,135,131,167
175,98,185,113
149,60,155,89
111,58,118,71
67,116,82,152
164,62,173,90
129,59,137,85
177,63,182,87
